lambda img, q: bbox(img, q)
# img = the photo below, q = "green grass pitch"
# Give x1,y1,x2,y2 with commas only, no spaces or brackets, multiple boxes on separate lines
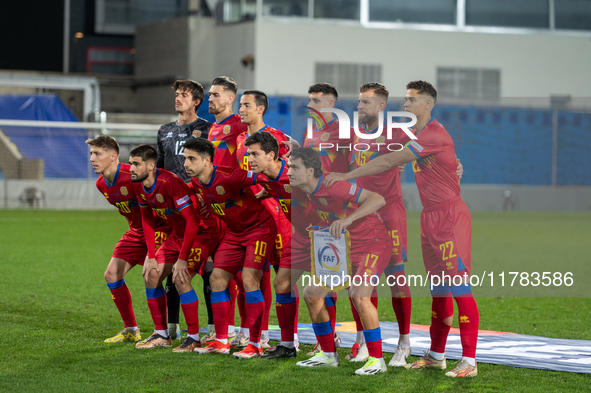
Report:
1,210,590,392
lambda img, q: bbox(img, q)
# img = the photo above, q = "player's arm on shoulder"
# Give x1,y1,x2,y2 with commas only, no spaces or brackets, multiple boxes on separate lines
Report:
324,147,416,187
328,185,384,240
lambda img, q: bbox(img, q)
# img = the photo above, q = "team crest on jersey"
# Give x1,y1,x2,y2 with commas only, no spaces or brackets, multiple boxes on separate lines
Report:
120,186,128,196
284,184,292,193
321,132,330,142
192,130,202,138
156,194,164,203
319,198,328,206
216,186,225,195
223,125,231,135
377,136,386,144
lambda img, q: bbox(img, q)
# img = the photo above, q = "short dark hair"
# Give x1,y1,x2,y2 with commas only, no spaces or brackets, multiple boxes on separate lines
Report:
183,137,215,163
244,131,279,160
172,80,205,112
211,76,238,95
359,82,389,98
406,80,437,103
129,144,158,163
242,89,269,115
86,135,119,155
290,147,322,178
308,83,338,101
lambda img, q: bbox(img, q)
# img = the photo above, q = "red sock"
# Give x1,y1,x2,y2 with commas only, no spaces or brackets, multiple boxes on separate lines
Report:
108,281,136,328
387,266,412,335
261,268,272,332
275,292,297,342
211,289,231,340
313,321,336,353
364,327,383,358
228,278,238,327
455,295,480,358
293,283,300,334
235,272,247,329
146,291,167,332
179,289,200,336
429,296,454,354
245,290,265,343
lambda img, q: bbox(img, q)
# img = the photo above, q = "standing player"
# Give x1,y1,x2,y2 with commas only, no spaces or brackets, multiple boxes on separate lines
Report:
290,147,393,375
207,76,248,346
88,136,169,343
156,79,212,340
128,145,220,352
348,82,413,366
303,82,353,173
236,89,291,347
324,80,479,378
302,82,353,355
183,138,277,359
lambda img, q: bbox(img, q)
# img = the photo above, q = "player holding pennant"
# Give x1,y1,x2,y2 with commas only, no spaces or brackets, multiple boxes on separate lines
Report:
289,147,393,375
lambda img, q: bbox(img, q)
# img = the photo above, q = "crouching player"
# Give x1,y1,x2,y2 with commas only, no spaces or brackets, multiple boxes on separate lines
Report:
129,144,220,352
88,136,170,343
243,131,299,358
183,138,277,359
290,147,393,375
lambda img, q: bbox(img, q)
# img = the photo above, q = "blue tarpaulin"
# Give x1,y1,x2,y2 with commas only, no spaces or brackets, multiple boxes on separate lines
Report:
0,95,89,178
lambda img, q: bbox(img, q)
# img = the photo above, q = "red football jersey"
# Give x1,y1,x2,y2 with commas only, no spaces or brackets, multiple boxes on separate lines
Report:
258,158,292,221
302,119,354,173
350,124,402,202
96,163,143,230
237,130,291,242
236,125,290,170
291,186,319,236
405,118,461,209
307,175,386,241
208,114,247,167
190,165,273,233
133,169,199,236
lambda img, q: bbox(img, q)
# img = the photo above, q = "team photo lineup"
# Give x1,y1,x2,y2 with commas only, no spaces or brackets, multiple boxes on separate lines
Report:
89,76,480,377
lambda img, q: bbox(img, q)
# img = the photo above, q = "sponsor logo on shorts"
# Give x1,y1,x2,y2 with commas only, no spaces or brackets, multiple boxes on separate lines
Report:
156,194,164,203
223,125,231,135
216,186,225,195
120,186,128,196
349,184,357,195
192,130,202,138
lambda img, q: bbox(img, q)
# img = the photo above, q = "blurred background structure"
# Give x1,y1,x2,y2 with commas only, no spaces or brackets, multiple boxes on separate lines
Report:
0,0,590,209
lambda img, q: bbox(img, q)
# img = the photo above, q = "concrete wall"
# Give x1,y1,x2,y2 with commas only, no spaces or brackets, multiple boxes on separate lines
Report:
254,20,591,98
136,17,190,80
